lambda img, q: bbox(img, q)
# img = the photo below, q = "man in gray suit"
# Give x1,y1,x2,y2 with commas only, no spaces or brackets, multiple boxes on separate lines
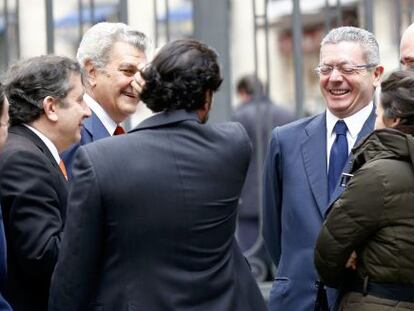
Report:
49,39,267,311
263,26,384,311
232,74,294,281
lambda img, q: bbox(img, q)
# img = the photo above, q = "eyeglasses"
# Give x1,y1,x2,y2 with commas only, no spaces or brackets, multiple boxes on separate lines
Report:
315,63,377,76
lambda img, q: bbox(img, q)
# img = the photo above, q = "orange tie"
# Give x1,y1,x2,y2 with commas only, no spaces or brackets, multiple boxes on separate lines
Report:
113,125,125,135
59,160,68,181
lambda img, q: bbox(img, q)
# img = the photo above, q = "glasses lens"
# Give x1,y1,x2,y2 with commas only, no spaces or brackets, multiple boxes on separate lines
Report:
339,64,356,75
318,65,332,75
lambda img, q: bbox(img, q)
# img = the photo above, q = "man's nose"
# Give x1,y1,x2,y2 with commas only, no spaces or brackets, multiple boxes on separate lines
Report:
83,103,92,117
329,68,344,81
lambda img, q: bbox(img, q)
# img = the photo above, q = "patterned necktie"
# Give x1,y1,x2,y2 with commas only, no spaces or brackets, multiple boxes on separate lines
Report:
328,120,348,199
59,160,68,181
113,125,125,135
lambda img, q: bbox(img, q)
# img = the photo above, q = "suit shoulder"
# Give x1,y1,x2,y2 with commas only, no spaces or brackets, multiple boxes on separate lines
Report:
211,121,249,140
1,133,39,156
273,113,322,135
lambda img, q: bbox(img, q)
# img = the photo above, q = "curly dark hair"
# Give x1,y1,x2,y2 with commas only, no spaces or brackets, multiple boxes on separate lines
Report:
380,69,414,126
4,55,81,126
140,39,223,112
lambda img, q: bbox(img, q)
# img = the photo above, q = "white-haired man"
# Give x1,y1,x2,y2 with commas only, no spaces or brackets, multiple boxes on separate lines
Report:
62,22,148,177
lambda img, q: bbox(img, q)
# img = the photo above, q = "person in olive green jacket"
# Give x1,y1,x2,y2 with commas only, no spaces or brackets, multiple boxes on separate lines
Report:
315,69,414,310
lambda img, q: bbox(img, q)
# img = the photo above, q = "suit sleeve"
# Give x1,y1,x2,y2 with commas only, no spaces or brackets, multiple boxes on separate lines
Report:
0,150,64,282
49,146,103,311
262,127,283,265
314,164,384,287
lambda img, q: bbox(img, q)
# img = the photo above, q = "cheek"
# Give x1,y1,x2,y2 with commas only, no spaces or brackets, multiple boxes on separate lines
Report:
118,76,133,88
319,78,328,89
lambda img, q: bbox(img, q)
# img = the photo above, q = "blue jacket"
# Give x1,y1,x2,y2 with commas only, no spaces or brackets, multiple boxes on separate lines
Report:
263,107,375,311
61,111,110,178
0,205,11,311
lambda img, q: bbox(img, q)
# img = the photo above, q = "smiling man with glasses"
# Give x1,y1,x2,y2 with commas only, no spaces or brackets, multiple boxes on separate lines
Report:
263,26,384,311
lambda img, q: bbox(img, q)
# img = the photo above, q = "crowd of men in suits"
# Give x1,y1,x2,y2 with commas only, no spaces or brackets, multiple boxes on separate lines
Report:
0,20,413,311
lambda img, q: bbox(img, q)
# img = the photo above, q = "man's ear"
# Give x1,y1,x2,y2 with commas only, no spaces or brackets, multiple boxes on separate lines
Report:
373,65,384,88
84,59,97,87
43,96,59,122
204,90,213,111
389,117,401,128
197,90,213,123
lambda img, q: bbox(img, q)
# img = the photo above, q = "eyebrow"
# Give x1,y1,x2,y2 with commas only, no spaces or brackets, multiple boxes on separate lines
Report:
118,63,138,69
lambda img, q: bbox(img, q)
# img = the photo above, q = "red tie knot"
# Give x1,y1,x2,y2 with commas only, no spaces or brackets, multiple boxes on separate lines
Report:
114,125,125,135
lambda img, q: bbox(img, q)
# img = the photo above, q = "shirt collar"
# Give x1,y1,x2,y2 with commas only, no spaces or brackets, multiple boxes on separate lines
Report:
84,93,117,135
326,102,374,138
23,124,60,164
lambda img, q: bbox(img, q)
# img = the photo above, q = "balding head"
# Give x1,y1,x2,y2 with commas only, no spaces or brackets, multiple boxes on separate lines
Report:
400,23,414,69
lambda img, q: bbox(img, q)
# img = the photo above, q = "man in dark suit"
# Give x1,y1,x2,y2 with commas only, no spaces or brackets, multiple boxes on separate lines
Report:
0,55,91,311
62,22,148,178
49,39,267,311
263,26,384,310
232,74,294,281
0,84,12,311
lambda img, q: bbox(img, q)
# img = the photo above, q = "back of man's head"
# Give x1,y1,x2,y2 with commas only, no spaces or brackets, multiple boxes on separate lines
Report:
77,22,148,72
4,55,80,126
320,26,380,65
140,38,222,113
236,74,264,99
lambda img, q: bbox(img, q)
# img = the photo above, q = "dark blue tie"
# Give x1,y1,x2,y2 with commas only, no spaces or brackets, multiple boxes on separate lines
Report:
328,120,348,199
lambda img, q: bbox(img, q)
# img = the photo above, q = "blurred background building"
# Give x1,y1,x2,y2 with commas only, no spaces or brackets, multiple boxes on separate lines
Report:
0,0,412,298
0,0,409,119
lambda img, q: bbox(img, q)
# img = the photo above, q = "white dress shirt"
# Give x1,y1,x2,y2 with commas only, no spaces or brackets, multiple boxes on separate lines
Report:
84,93,118,136
24,124,60,164
326,102,374,170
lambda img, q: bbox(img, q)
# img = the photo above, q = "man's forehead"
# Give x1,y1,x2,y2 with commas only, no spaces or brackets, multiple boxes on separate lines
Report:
320,42,365,62
108,41,146,57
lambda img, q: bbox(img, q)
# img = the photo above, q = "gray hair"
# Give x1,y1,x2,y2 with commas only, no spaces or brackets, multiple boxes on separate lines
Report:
320,26,380,64
77,22,148,69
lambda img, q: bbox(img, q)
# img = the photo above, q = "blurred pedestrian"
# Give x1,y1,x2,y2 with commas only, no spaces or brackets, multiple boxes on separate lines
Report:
315,69,414,310
0,55,91,311
232,74,294,281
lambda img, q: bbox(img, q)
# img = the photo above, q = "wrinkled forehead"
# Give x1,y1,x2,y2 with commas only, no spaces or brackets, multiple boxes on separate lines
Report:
320,41,366,64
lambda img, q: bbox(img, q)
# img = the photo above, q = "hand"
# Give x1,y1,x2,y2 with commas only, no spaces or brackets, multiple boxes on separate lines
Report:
132,65,146,97
345,251,357,270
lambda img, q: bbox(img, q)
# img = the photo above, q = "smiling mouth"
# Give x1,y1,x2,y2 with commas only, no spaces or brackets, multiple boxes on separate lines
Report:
122,91,138,99
329,89,350,96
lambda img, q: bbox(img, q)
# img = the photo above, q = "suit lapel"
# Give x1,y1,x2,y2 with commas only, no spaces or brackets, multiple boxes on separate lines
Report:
329,105,376,205
10,125,58,169
84,112,110,141
301,113,328,218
